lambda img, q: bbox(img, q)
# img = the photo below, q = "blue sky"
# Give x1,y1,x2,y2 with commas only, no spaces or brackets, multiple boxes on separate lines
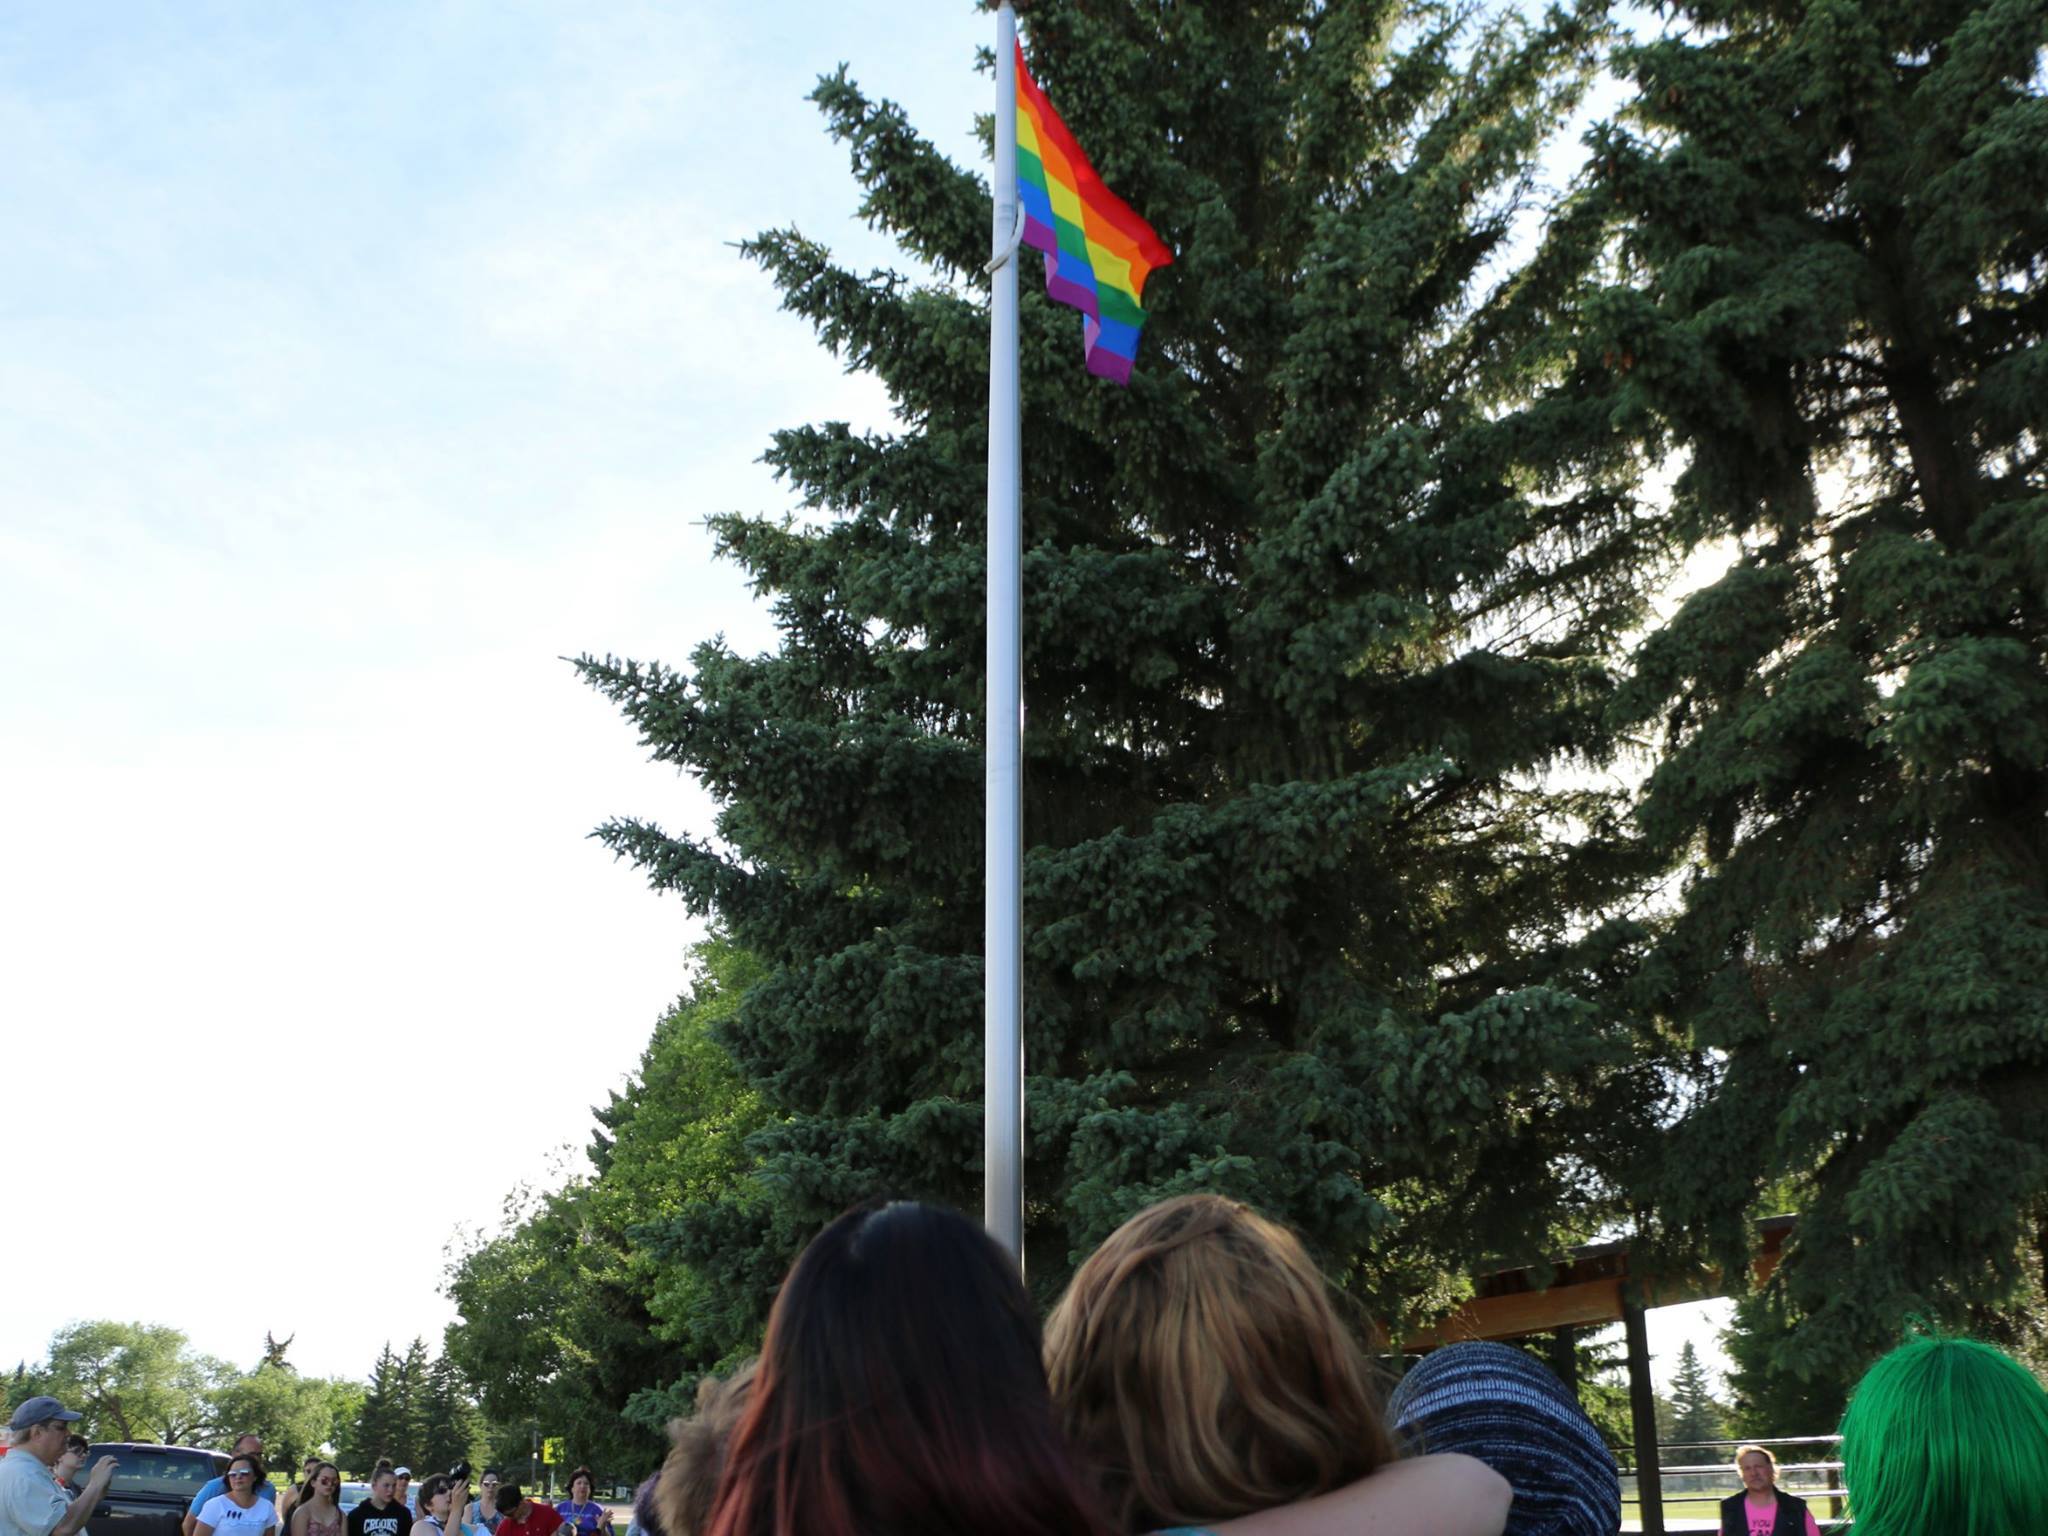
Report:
1,0,1730,1401
2,0,984,1381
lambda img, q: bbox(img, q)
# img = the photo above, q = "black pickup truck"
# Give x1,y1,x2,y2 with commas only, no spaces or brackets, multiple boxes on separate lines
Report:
65,1445,231,1536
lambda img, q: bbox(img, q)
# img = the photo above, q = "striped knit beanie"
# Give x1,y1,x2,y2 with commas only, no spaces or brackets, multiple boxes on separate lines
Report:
1387,1341,1622,1536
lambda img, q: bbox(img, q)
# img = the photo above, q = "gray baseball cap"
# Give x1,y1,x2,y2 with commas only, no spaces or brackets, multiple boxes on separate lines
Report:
8,1396,83,1432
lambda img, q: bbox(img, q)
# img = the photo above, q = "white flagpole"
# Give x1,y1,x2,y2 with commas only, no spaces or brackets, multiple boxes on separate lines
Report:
984,0,1025,1266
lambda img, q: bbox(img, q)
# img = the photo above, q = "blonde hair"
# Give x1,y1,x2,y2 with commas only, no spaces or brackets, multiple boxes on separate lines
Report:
655,1359,758,1536
1044,1194,1395,1530
1735,1444,1777,1471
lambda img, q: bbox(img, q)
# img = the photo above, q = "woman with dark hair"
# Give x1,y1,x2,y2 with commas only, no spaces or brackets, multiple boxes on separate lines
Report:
54,1436,90,1493
702,1200,1119,1536
416,1474,485,1536
276,1458,323,1536
194,1456,278,1536
554,1471,611,1536
288,1464,345,1536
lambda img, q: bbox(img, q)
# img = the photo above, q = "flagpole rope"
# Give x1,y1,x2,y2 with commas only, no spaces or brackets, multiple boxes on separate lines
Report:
985,205,1025,273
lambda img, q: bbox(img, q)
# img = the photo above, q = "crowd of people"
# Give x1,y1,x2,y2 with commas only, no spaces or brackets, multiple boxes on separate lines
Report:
0,1430,622,1536
6,1191,2047,1536
633,1194,2048,1536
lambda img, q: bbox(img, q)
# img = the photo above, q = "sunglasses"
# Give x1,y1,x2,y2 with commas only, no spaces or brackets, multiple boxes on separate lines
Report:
228,1472,256,1482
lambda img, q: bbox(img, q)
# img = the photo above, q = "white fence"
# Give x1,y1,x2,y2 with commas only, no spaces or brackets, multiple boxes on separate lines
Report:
1617,1435,1848,1531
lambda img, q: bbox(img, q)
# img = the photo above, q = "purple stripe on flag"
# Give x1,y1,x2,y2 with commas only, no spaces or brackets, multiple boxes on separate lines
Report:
1023,213,1103,319
1082,317,1134,383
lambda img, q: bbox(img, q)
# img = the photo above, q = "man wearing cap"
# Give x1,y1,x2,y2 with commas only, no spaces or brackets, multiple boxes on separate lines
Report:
2,1398,116,1536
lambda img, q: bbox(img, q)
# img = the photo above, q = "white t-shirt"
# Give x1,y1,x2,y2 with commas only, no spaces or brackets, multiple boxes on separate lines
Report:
198,1497,278,1536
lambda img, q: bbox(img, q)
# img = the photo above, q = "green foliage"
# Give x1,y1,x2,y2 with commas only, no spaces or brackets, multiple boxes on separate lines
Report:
443,940,771,1471
210,1365,358,1471
579,0,1673,1377
38,1322,226,1446
1668,1340,1726,1445
1577,0,2048,1384
414,1351,485,1480
11,1326,361,1462
345,1341,426,1472
1723,1290,1852,1438
4,1362,59,1427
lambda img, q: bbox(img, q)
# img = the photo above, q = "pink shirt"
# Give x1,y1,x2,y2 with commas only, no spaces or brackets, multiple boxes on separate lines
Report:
1745,1493,1821,1536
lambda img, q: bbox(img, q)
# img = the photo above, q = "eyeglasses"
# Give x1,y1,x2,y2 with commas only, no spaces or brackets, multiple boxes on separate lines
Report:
228,1472,255,1481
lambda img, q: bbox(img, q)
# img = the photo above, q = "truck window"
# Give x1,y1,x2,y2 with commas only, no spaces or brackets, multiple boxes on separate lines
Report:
87,1449,221,1498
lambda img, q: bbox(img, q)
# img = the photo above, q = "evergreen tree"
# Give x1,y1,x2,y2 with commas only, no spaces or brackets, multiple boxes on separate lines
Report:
346,1344,407,1471
583,0,1667,1377
1722,1292,1852,1439
415,1352,484,1481
1581,0,2048,1382
392,1338,430,1466
1667,1340,1724,1446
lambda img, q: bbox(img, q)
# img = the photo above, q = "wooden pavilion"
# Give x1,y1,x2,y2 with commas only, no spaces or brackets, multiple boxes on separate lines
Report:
1400,1215,1799,1536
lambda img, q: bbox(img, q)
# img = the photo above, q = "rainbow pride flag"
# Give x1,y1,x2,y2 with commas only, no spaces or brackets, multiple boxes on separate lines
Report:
1015,41,1173,385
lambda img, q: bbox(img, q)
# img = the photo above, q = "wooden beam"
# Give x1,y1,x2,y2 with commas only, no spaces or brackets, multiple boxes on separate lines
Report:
1623,1290,1664,1536
1405,1243,1790,1349
1403,1277,1623,1349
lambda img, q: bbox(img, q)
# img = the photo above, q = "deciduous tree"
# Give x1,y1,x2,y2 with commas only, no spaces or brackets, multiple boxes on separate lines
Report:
210,1365,353,1472
42,1322,224,1446
445,941,770,1470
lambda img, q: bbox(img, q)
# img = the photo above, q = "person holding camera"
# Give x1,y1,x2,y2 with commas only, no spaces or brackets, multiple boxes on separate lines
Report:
411,1474,472,1536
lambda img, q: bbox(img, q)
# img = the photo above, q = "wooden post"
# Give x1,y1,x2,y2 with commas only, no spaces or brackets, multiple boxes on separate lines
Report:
1623,1290,1664,1536
1547,1324,1579,1397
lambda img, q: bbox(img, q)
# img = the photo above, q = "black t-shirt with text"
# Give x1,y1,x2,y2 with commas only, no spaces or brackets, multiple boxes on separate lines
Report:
347,1502,414,1536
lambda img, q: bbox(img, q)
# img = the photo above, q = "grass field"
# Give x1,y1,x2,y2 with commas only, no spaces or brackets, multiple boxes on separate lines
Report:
1623,1496,1851,1531
1622,1497,1724,1521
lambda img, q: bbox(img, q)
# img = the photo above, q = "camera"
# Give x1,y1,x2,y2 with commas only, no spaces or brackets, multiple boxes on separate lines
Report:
449,1462,471,1485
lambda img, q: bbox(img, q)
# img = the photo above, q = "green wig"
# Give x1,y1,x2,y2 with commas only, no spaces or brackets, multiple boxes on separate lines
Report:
1837,1335,2048,1536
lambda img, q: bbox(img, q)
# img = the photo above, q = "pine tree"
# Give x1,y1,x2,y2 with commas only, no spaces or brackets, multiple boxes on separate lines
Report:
583,0,1668,1371
346,1344,407,1471
1668,1340,1725,1446
1722,1292,1851,1439
391,1338,430,1466
1581,0,2048,1383
416,1352,484,1481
